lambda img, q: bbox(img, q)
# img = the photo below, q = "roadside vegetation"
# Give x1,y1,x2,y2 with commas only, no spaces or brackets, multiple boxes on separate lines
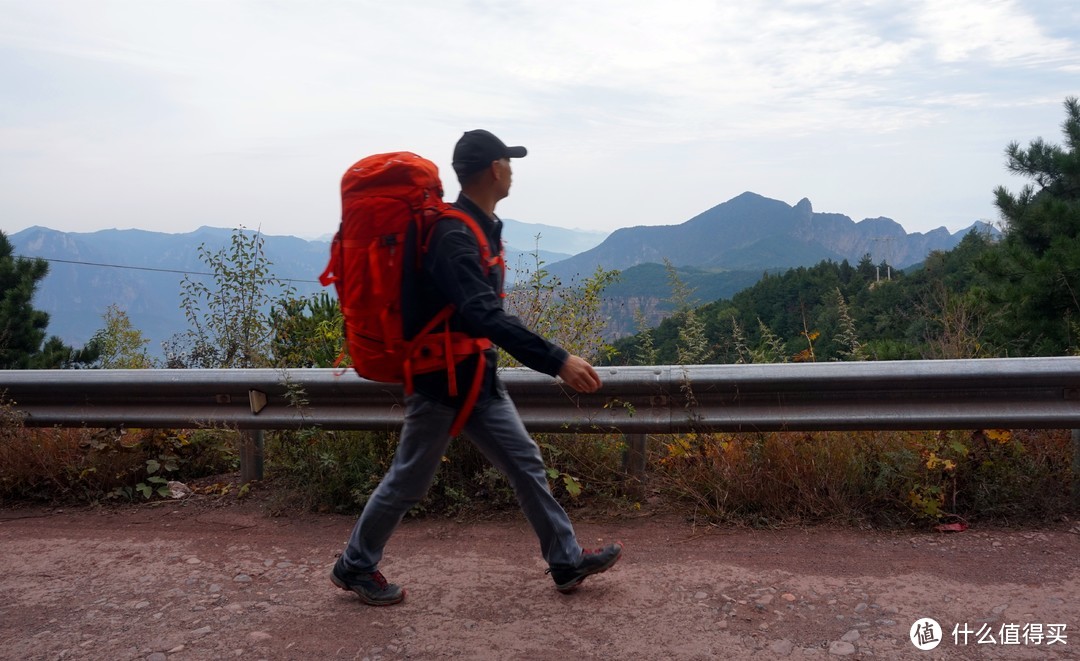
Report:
2,98,1079,526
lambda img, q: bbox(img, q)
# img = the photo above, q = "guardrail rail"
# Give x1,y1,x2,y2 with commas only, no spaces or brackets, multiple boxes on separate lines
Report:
4,358,1080,494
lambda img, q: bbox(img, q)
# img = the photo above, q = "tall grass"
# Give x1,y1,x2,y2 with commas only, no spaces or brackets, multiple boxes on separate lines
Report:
650,428,1074,525
1,397,1074,524
0,400,237,503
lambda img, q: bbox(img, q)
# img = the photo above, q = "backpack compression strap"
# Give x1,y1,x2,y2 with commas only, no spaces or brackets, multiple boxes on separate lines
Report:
402,305,493,438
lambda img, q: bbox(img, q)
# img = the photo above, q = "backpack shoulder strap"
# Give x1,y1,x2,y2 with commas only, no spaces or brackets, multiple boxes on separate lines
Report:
425,208,503,275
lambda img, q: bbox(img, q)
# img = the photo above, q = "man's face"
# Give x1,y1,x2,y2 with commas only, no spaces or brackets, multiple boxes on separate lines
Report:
493,158,513,200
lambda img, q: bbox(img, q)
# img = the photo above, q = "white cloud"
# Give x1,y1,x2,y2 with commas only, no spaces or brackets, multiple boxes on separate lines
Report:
1,0,1077,237
914,0,1076,64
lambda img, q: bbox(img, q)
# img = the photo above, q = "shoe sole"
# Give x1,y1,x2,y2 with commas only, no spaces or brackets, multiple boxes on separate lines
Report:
555,545,622,593
330,570,406,606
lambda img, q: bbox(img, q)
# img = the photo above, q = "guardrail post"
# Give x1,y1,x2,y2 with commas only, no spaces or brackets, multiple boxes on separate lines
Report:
240,430,264,483
622,433,647,496
1073,429,1080,509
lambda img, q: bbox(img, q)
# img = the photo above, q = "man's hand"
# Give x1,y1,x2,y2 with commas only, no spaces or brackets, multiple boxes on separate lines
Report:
558,355,602,393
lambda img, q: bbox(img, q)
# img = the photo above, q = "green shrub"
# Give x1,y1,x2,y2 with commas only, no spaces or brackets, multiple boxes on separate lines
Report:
262,427,631,516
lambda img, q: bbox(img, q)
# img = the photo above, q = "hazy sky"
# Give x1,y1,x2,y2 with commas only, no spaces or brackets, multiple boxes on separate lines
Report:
2,1,1078,240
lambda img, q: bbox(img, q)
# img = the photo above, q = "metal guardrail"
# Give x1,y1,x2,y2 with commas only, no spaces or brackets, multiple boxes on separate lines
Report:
3,357,1080,433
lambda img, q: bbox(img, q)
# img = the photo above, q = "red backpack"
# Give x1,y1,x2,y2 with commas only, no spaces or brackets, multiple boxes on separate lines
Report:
319,152,503,435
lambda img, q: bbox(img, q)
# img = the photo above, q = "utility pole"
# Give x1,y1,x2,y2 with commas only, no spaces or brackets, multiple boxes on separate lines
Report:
871,237,896,282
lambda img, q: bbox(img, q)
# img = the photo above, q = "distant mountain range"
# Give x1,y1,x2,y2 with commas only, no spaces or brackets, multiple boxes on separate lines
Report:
9,192,996,354
549,192,996,280
8,219,608,354
500,219,609,257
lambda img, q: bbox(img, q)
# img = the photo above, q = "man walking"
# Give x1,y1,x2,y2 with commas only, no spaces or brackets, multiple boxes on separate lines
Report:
331,129,622,605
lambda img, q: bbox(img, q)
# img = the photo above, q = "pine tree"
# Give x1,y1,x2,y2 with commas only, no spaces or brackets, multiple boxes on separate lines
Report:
981,97,1080,354
0,231,95,368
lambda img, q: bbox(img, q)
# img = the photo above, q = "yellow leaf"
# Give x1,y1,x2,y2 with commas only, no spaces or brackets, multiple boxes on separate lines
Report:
985,429,1012,444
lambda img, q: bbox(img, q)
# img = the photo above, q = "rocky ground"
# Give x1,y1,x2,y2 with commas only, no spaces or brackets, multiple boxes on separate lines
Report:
1,496,1078,660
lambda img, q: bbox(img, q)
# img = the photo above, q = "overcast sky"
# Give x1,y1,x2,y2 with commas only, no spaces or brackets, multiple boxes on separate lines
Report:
2,1,1078,241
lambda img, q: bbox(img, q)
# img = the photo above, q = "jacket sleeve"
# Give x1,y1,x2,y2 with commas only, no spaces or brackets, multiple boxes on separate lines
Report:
425,220,569,377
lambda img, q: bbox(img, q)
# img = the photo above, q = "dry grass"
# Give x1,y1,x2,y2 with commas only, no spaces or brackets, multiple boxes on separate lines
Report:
2,392,1074,525
649,428,1075,526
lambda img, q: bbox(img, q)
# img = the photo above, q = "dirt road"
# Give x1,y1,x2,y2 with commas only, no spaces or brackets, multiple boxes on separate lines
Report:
1,499,1077,660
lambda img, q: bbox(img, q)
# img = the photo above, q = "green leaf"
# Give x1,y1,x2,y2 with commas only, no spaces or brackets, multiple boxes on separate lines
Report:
146,459,161,474
539,442,556,453
545,467,559,479
562,474,582,498
136,483,152,498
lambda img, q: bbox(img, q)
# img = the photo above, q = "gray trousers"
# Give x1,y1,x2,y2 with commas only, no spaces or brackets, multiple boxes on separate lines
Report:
341,391,583,572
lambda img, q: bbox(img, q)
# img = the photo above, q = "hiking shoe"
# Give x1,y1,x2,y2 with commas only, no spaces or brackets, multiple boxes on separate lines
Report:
546,542,622,593
330,559,405,606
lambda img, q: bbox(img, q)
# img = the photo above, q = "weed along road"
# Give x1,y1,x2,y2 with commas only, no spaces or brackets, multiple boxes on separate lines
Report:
1,500,1077,660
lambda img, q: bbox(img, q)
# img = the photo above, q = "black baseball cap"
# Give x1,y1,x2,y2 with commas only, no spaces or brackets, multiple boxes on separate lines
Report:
452,129,527,178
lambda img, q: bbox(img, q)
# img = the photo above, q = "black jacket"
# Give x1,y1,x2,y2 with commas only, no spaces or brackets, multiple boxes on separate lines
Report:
402,193,569,407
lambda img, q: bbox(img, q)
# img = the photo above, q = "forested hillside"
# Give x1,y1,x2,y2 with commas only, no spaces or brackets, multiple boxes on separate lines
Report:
609,233,998,365
611,97,1080,366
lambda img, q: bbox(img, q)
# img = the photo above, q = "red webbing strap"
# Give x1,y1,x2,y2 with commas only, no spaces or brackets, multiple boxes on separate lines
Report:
402,305,456,395
318,261,336,287
414,304,455,338
368,247,383,297
318,232,341,286
451,212,506,299
448,350,487,437
449,337,492,354
368,238,394,344
423,209,506,297
450,213,494,274
331,349,349,376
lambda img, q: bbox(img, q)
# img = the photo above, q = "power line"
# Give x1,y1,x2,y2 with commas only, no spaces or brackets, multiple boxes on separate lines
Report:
14,255,322,284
